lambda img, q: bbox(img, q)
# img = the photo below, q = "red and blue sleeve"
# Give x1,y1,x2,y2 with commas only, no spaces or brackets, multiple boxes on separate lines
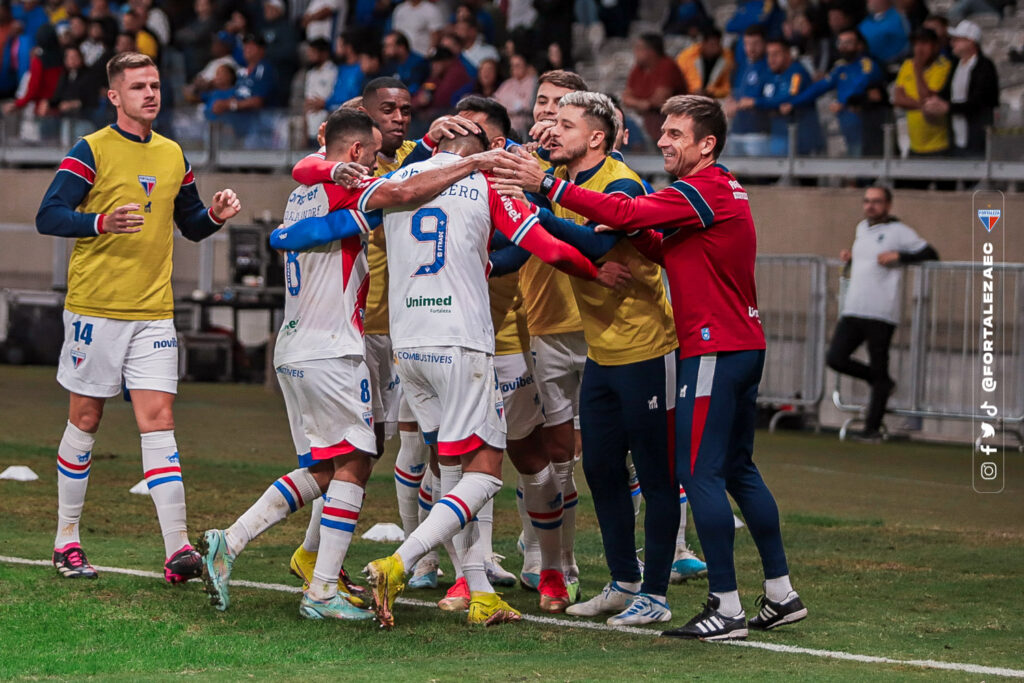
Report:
544,176,712,233
487,180,598,281
36,138,105,238
174,153,224,242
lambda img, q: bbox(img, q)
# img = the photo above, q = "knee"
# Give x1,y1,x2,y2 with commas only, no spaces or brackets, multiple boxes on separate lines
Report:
825,348,844,371
69,405,103,433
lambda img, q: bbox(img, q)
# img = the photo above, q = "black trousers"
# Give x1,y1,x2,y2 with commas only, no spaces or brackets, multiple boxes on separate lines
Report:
826,316,896,432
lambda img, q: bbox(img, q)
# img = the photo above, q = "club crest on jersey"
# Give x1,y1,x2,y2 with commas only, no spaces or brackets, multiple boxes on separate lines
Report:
138,175,157,197
495,397,505,419
363,410,374,428
70,349,86,368
701,327,711,341
977,209,1000,233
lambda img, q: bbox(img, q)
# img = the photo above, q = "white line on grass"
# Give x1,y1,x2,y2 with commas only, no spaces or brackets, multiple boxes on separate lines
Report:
3,554,1022,679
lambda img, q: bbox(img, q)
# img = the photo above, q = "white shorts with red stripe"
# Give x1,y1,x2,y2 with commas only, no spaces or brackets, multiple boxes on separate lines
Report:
394,346,507,456
277,356,377,461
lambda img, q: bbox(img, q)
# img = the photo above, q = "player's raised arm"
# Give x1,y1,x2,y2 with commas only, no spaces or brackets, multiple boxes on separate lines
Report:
487,180,630,289
270,209,382,251
356,148,521,212
493,150,709,233
173,156,241,241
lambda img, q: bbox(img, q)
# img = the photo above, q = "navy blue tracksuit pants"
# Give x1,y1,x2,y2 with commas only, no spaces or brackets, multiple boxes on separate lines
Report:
675,350,789,593
579,352,679,597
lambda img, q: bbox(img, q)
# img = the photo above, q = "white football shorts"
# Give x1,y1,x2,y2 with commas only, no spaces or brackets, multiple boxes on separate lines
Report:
57,311,179,398
494,350,545,441
277,356,377,467
394,346,507,456
530,331,587,428
365,333,401,424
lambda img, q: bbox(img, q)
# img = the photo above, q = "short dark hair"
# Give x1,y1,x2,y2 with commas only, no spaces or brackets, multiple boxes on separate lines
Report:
106,51,155,83
702,26,723,40
538,69,588,92
323,108,378,149
866,184,893,203
910,27,938,43
766,37,791,49
743,25,766,38
923,14,949,26
436,126,490,154
455,95,512,138
838,27,868,47
638,33,665,56
388,31,410,51
661,95,727,159
308,37,330,53
362,76,409,99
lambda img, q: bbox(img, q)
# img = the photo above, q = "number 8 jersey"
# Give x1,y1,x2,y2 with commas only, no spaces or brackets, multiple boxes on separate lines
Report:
273,178,379,367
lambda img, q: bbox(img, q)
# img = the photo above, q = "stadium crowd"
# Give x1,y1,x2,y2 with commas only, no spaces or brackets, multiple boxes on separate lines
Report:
0,0,1014,156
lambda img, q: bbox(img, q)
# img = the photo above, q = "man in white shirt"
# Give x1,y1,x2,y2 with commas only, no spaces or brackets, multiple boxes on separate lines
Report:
302,0,341,42
303,38,338,143
391,0,445,58
455,16,499,69
826,186,938,442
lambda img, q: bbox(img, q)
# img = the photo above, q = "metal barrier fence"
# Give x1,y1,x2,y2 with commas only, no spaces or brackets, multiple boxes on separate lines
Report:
830,261,1024,447
754,255,828,430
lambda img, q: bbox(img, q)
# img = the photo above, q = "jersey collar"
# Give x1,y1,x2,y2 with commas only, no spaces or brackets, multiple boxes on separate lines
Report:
571,156,607,185
111,124,152,143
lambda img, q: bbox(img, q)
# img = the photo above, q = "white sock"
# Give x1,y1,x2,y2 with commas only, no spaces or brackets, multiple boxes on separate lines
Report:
552,459,578,580
225,469,321,554
310,479,363,600
438,465,465,578
395,430,429,537
765,575,795,603
461,496,494,592
516,476,541,572
417,471,439,570
476,497,495,557
713,590,743,618
520,465,562,572
55,421,95,549
302,496,324,552
627,460,641,518
141,430,188,557
677,486,689,548
394,469,502,572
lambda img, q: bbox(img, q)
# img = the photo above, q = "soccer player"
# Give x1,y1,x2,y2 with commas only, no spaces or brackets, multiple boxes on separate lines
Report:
496,95,806,640
362,128,630,628
286,78,487,588
512,91,681,625
517,69,590,596
35,52,242,582
200,110,524,617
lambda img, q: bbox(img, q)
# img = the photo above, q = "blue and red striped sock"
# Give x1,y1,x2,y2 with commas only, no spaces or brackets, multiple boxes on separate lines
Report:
141,430,189,558
225,468,321,554
309,479,363,600
55,421,95,549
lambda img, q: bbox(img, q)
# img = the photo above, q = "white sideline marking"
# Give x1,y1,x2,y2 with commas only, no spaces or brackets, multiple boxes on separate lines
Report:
3,554,1023,679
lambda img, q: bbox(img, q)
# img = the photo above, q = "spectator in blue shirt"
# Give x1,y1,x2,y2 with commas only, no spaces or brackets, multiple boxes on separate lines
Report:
727,0,785,86
858,0,910,67
326,32,380,112
209,33,277,145
12,0,48,79
382,31,429,94
783,28,888,156
200,62,238,121
740,37,823,156
724,26,772,156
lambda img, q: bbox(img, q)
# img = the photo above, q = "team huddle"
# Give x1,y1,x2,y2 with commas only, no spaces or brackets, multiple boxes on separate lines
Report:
38,51,807,642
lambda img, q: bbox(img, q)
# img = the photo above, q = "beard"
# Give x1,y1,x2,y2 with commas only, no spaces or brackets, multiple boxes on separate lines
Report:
548,139,588,165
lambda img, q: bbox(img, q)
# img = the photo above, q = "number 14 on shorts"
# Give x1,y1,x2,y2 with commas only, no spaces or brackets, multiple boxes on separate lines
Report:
72,321,94,345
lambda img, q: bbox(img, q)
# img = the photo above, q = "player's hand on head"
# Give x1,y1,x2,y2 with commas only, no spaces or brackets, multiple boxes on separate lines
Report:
106,203,145,233
429,114,481,141
332,162,369,187
317,121,327,148
212,189,242,221
595,261,632,291
489,152,544,193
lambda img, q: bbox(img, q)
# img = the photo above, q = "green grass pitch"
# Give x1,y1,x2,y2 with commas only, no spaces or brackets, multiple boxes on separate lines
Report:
1,365,1021,680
